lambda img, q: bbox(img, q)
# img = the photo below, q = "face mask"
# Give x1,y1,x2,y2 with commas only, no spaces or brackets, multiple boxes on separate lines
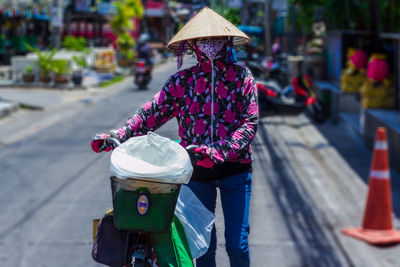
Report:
196,39,226,60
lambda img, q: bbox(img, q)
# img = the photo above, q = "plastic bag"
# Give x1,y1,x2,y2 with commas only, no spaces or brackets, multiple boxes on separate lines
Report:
110,132,193,184
174,185,215,259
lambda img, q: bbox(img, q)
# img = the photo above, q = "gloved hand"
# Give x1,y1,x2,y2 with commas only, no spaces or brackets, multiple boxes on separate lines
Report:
196,156,215,168
187,146,215,168
91,133,112,153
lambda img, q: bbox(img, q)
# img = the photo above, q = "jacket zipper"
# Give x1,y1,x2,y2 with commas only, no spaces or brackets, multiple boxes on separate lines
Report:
211,60,215,145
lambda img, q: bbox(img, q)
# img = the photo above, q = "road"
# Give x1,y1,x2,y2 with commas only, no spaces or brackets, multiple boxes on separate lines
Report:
0,58,399,266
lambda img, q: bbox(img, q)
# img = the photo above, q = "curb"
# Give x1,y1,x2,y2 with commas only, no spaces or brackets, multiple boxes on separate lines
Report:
0,100,19,119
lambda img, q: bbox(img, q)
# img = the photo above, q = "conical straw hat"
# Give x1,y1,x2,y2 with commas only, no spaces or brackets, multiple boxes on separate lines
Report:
167,7,250,51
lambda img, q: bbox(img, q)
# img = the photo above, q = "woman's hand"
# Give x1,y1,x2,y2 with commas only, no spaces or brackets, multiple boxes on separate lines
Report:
91,133,112,153
186,146,215,168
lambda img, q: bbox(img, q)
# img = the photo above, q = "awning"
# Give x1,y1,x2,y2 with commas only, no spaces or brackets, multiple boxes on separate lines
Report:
238,25,264,35
146,1,166,17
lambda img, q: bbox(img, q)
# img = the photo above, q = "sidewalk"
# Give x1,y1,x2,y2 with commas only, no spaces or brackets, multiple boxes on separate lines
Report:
0,51,170,119
243,114,400,266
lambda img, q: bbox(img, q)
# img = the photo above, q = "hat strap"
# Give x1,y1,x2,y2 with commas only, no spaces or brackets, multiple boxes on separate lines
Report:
177,41,187,70
226,38,237,64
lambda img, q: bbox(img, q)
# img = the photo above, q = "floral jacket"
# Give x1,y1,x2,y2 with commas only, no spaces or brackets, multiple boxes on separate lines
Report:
115,46,259,176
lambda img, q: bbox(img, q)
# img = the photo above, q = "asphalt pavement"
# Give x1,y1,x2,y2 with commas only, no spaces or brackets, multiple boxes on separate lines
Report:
0,58,400,266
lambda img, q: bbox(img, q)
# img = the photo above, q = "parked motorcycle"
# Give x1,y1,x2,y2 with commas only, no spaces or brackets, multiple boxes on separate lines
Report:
134,59,152,90
292,75,326,123
256,74,326,123
256,80,304,117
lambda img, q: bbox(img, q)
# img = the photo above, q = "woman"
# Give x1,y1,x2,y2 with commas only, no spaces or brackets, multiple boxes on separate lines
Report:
91,7,258,267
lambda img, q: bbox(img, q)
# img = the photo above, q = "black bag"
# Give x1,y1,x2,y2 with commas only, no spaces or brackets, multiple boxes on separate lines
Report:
92,213,130,267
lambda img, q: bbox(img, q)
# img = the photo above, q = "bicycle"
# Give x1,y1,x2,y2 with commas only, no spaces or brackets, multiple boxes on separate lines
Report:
93,137,196,267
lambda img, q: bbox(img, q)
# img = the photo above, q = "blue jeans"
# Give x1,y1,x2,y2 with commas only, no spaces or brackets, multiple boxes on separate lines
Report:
187,172,252,267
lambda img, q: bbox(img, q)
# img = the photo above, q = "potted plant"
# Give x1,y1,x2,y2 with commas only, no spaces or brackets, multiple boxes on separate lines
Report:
25,44,57,83
22,65,35,83
71,55,88,86
117,33,136,67
110,0,143,67
37,50,56,83
52,59,70,84
62,35,88,52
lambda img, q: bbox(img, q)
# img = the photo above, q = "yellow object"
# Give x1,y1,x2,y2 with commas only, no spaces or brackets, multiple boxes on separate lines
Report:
106,208,114,216
92,209,114,242
360,80,395,98
341,48,368,93
360,78,395,109
347,48,357,58
95,50,116,72
93,219,100,242
369,53,386,61
361,97,395,109
341,69,366,93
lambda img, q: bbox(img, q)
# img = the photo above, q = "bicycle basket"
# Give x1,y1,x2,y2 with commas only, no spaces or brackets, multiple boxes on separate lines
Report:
110,176,180,233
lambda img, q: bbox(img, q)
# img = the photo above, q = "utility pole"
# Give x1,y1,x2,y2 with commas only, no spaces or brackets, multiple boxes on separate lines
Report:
50,0,63,48
264,0,272,56
290,4,296,55
369,0,380,52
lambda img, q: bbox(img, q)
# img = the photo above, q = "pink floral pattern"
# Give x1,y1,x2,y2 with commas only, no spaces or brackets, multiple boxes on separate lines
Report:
216,82,228,99
116,45,259,165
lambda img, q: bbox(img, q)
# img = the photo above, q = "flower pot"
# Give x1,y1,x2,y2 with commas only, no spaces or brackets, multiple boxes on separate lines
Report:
118,59,135,68
39,74,51,83
71,72,83,86
54,75,69,84
22,73,35,83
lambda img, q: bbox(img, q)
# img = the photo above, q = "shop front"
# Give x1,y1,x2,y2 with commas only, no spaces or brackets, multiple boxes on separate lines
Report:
0,1,52,63
143,0,170,44
326,30,400,172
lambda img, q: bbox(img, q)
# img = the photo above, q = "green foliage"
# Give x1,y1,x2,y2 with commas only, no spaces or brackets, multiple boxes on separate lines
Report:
117,33,135,59
289,0,325,34
99,75,124,87
380,0,400,32
125,0,144,18
111,2,134,35
223,8,241,26
322,0,369,30
26,44,57,75
25,65,34,74
210,0,228,15
72,55,88,69
62,36,87,52
111,0,143,59
289,0,400,32
52,59,70,76
111,0,144,35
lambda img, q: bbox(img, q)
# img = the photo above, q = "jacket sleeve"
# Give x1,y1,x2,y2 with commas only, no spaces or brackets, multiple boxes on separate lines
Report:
200,69,259,164
112,74,182,143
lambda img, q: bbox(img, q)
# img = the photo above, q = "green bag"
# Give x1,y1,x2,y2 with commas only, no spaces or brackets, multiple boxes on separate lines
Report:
152,216,194,267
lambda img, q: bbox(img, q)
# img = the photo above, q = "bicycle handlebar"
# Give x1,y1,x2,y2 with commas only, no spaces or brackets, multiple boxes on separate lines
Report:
99,137,121,152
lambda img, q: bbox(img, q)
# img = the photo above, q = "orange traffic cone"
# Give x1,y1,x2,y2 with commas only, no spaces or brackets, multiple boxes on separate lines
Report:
341,127,400,245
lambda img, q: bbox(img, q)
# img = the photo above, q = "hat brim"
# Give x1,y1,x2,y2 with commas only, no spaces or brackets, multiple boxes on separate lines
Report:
167,7,250,51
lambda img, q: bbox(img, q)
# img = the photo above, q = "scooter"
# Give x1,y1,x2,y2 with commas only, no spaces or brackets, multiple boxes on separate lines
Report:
134,59,151,90
256,80,305,117
292,75,326,123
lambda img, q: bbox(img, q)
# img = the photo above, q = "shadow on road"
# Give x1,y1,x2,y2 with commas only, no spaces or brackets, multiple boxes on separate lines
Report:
254,120,351,266
314,120,400,219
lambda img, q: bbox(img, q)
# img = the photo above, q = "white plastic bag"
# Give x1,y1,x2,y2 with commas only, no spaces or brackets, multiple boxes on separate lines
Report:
110,132,193,184
174,185,215,259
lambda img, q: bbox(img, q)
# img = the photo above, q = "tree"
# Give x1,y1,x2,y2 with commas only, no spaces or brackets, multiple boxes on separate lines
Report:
111,0,144,59
224,8,241,26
